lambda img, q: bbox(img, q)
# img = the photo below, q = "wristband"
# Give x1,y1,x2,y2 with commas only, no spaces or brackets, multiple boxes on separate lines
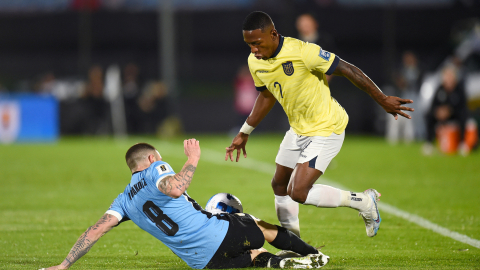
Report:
240,122,255,135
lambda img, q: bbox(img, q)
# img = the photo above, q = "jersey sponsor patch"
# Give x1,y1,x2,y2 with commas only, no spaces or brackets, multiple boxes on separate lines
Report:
318,49,331,61
282,61,294,76
156,164,171,174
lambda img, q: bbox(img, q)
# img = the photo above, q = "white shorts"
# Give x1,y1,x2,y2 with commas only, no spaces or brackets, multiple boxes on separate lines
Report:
275,128,345,173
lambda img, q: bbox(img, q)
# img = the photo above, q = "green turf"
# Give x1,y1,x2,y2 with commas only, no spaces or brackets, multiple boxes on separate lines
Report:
1,134,479,269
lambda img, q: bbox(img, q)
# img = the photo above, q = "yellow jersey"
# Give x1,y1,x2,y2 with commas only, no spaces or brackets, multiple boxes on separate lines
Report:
249,36,349,137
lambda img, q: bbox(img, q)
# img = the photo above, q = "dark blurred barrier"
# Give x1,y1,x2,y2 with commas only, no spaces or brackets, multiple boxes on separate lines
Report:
0,5,478,134
59,97,111,135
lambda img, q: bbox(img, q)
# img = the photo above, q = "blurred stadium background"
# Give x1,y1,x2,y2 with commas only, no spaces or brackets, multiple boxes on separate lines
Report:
1,0,480,269
0,0,479,139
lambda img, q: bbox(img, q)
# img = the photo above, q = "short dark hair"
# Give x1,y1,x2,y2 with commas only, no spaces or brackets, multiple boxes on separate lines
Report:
125,143,156,171
243,11,274,32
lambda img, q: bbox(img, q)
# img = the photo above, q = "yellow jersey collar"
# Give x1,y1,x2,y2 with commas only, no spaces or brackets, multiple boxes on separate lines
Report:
270,35,284,59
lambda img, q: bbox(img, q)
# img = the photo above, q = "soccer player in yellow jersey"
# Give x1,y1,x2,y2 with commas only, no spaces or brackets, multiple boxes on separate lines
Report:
226,11,414,239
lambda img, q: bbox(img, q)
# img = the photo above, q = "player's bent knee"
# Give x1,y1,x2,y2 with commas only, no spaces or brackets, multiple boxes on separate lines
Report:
255,219,277,231
255,220,279,242
288,189,308,204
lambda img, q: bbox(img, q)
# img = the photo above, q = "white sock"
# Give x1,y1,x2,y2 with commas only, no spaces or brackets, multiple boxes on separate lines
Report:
304,184,369,211
304,184,342,208
275,195,300,237
343,191,369,211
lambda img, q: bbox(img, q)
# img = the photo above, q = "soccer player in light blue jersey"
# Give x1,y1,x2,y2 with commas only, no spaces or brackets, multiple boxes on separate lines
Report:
40,139,330,269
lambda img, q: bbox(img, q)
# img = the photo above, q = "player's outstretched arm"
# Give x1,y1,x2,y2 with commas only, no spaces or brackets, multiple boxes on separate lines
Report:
158,138,200,199
225,90,276,162
332,59,414,120
40,214,119,270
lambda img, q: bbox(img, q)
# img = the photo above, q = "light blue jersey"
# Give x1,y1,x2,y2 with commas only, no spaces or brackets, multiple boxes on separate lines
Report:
107,161,229,269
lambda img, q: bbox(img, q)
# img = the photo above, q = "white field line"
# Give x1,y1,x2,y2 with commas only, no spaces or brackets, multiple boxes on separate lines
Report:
129,140,480,249
199,145,480,249
377,203,480,249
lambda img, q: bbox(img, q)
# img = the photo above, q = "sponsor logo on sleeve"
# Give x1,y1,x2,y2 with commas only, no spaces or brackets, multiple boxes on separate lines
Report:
156,164,171,174
318,49,331,61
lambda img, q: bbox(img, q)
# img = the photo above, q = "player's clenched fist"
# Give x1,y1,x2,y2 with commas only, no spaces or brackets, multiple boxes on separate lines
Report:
184,138,201,160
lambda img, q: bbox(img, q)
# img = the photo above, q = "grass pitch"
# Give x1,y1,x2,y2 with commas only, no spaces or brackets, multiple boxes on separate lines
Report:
0,134,479,269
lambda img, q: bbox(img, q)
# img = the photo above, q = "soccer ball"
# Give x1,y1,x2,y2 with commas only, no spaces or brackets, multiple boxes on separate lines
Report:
205,193,243,214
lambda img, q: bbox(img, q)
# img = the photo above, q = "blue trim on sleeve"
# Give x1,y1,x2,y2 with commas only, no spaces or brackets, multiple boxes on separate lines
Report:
325,56,340,75
256,86,267,92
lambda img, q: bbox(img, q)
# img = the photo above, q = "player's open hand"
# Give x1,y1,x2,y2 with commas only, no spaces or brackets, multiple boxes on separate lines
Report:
225,132,249,162
380,96,414,120
184,138,201,161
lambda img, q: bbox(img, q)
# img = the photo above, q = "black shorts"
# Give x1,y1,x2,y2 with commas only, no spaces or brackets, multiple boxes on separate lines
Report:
204,213,265,269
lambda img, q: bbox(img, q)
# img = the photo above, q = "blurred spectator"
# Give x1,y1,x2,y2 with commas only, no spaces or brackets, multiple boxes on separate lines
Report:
423,64,471,155
34,72,57,94
123,63,140,98
84,65,104,99
315,0,334,7
72,0,100,10
102,0,125,10
60,65,110,135
83,65,110,134
296,13,336,83
296,13,336,51
137,81,169,134
122,63,142,134
231,65,257,134
386,51,422,144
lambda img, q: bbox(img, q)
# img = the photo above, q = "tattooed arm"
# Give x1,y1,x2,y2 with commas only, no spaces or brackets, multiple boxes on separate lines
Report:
332,58,414,120
157,139,201,198
41,214,119,270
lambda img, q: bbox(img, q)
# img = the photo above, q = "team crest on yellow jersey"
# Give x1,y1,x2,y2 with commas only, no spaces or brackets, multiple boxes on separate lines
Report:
282,61,294,76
